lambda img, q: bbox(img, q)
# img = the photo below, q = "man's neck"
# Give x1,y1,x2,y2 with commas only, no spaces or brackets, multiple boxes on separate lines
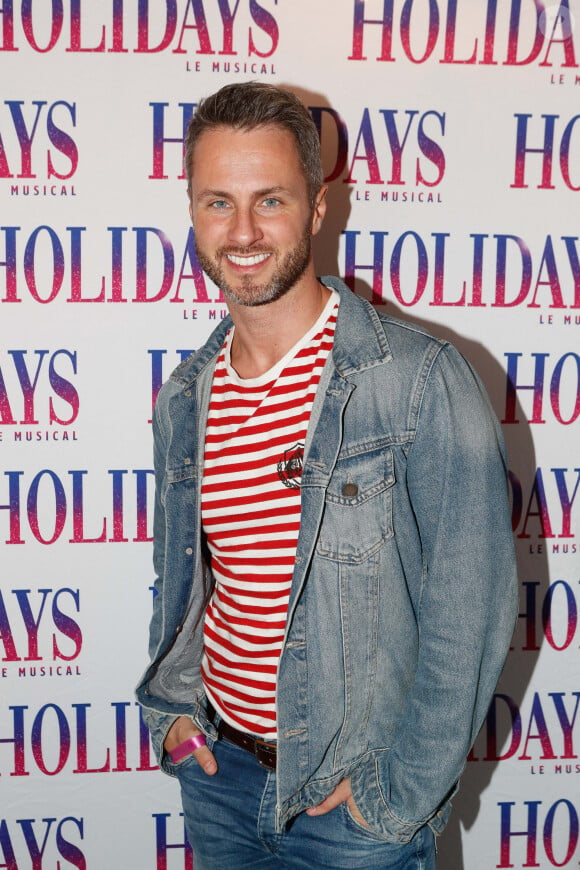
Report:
227,275,331,380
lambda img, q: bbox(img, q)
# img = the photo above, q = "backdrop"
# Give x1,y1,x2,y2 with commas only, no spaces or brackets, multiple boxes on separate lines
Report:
2,2,578,867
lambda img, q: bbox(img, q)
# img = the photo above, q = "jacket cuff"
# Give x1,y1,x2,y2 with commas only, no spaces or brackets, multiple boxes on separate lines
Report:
141,707,181,774
349,750,435,844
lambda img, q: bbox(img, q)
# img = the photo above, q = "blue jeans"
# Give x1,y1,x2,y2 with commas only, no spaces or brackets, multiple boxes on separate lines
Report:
173,735,437,869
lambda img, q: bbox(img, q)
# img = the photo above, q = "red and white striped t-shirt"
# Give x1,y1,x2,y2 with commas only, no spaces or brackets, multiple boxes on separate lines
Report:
200,291,339,738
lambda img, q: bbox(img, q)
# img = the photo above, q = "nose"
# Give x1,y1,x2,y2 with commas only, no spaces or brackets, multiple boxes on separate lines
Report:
228,204,263,247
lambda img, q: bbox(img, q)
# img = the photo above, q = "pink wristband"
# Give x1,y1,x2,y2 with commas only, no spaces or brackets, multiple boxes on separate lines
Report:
169,733,207,763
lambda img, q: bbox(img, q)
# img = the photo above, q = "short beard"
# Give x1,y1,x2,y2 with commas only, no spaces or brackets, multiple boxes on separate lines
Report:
195,223,312,308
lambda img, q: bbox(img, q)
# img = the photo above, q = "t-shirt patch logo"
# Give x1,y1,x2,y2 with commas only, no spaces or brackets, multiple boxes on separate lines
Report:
277,443,304,489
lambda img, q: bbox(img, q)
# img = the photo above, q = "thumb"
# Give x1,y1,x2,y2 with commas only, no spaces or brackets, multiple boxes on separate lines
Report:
306,779,352,816
193,743,218,775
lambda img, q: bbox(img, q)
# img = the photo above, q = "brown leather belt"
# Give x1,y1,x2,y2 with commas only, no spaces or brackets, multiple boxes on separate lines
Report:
208,704,277,771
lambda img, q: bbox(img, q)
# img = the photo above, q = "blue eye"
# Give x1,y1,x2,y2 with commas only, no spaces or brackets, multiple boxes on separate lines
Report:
211,200,229,209
262,197,280,207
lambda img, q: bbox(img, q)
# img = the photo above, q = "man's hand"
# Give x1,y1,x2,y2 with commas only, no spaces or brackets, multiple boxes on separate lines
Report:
164,715,218,775
306,777,371,829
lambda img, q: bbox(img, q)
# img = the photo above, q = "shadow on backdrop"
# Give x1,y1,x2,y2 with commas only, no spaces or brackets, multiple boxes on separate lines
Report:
289,83,546,870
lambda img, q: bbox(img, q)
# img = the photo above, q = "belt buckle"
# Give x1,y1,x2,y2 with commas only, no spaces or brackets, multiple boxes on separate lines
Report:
254,738,276,771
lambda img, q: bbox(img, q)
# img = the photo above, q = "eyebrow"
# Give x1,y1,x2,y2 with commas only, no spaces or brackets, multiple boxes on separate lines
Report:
196,185,290,200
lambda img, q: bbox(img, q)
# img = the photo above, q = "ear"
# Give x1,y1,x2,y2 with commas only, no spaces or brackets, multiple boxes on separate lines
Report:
310,186,328,236
188,197,193,224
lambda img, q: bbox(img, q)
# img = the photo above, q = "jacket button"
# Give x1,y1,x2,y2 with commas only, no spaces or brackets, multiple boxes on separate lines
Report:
342,482,358,497
184,390,192,397
184,458,191,465
185,547,193,555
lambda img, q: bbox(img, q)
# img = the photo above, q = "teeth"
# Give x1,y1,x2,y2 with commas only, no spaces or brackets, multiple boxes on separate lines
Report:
226,253,270,266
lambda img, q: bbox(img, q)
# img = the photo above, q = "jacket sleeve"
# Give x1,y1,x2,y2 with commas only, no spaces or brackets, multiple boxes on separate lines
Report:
134,396,179,764
149,397,169,661
349,343,518,842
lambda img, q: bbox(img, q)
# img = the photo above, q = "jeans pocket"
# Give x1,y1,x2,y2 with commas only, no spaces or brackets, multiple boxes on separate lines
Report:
341,801,386,842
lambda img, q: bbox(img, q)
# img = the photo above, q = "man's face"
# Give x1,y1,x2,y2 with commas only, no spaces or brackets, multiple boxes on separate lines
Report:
188,124,325,307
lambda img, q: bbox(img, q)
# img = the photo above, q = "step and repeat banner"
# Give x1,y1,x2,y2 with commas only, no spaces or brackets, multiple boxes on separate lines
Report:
2,2,578,867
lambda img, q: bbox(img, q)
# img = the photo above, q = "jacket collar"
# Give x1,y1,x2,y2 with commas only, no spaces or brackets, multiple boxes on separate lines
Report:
321,276,392,376
169,316,233,389
168,276,392,389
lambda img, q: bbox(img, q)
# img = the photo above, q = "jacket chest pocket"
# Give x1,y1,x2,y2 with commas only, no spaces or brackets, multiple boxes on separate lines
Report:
316,445,395,563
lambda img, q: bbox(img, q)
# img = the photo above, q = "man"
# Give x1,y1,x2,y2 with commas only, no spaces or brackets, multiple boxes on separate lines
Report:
136,81,517,869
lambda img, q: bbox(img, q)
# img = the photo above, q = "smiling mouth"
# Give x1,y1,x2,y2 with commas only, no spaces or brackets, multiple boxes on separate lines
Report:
225,252,271,267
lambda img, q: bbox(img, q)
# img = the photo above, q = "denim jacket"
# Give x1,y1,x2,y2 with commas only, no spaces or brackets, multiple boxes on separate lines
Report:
136,276,517,843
